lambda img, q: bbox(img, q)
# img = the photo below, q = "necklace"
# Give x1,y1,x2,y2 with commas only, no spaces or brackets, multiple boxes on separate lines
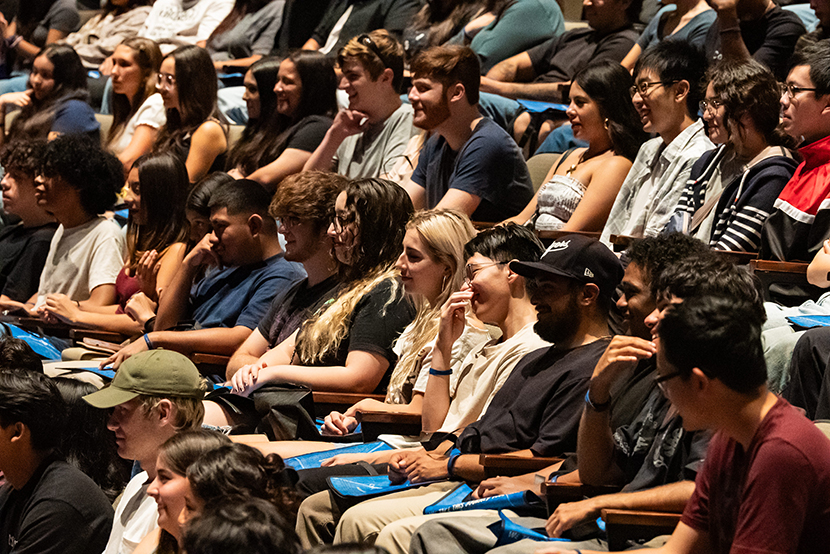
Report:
565,148,611,176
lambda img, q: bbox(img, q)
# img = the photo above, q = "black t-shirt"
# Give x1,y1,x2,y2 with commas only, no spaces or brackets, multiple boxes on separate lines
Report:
527,25,639,85
411,117,535,223
294,278,415,393
0,222,58,302
703,6,805,81
0,458,113,554
457,338,609,457
257,275,342,348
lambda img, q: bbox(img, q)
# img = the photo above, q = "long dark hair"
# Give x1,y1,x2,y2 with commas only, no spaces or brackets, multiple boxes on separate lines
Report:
224,58,281,175
127,153,190,268
708,60,797,150
52,378,131,503
573,61,649,162
109,38,163,146
153,45,226,153
225,51,336,176
9,45,89,142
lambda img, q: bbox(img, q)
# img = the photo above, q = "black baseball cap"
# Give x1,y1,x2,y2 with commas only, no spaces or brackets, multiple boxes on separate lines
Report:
510,234,623,298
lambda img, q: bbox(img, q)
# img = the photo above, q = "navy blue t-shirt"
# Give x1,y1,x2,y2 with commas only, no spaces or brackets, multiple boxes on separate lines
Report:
190,253,305,330
411,117,534,222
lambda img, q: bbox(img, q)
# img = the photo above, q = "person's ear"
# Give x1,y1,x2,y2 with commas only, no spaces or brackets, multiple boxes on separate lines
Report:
378,67,394,86
8,422,26,444
673,80,691,104
689,367,710,392
447,82,466,104
155,399,174,426
247,214,263,236
581,283,601,307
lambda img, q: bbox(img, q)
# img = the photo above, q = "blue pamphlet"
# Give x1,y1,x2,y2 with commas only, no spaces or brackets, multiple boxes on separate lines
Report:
327,473,439,498
424,484,541,514
489,511,571,547
3,324,62,359
517,99,570,114
284,441,393,470
787,315,830,329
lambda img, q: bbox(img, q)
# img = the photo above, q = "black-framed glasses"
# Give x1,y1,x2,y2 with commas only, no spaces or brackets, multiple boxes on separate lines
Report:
654,370,682,393
464,261,508,284
357,34,390,69
630,80,678,98
699,98,723,115
781,82,819,98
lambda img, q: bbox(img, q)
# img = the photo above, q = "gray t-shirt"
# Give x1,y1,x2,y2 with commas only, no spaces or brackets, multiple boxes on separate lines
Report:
30,0,80,47
334,102,415,179
208,0,285,61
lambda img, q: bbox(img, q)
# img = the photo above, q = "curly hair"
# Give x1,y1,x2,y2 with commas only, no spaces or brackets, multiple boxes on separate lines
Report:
0,139,47,177
39,135,123,215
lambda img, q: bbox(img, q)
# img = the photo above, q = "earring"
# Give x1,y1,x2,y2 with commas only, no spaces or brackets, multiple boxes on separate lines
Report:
603,118,610,130
442,273,449,291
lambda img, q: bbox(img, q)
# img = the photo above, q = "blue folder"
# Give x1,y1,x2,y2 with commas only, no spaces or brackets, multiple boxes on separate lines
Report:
787,315,830,329
327,473,439,498
488,511,572,547
517,99,570,114
4,324,62,359
284,441,393,471
424,483,541,514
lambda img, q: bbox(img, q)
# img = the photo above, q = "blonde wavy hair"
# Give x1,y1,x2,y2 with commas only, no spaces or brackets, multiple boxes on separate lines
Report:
294,178,414,365
385,209,477,402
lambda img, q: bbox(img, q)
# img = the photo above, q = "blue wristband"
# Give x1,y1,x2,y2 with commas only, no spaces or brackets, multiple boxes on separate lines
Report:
144,334,154,350
429,367,452,376
446,447,462,477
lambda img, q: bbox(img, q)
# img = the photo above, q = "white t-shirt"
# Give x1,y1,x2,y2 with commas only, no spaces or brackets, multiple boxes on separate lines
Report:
139,0,234,53
109,94,167,155
35,216,125,308
102,471,159,554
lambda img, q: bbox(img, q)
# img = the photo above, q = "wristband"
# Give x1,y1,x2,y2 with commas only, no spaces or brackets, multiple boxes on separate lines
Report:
143,316,156,334
446,447,462,477
429,367,452,376
585,389,610,412
143,334,154,350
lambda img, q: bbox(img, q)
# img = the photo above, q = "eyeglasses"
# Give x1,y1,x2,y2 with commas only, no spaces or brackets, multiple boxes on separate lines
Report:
630,80,678,98
279,216,303,229
156,72,176,89
699,98,723,115
464,261,508,284
654,370,682,394
356,34,391,69
781,82,818,99
331,213,354,234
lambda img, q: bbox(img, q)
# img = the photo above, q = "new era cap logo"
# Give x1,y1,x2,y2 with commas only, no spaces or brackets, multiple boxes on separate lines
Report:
543,240,570,256
584,268,594,278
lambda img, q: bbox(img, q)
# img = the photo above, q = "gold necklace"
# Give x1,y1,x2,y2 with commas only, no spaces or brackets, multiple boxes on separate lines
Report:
565,148,611,177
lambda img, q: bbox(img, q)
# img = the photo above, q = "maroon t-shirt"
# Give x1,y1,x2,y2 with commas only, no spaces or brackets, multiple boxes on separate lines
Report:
681,397,830,554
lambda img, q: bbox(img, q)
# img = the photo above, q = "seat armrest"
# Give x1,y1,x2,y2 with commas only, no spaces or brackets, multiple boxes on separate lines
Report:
713,249,757,265
70,329,129,343
601,509,682,551
359,410,422,441
191,352,232,366
479,454,563,477
312,391,386,417
541,481,622,511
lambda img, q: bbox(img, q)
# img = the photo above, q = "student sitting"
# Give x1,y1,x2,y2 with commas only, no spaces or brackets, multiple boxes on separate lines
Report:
303,30,416,181
402,0,494,60
107,38,165,174
233,52,337,185
103,179,305,366
402,45,534,222
0,370,114,554
152,45,228,183
759,41,830,264
506,61,648,232
227,178,415,396
41,153,190,336
0,44,99,148
18,137,124,317
600,41,713,245
668,60,798,252
0,140,57,307
204,0,285,73
703,0,805,81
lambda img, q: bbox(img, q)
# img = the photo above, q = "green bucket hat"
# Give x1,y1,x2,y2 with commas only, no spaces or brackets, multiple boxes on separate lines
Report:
83,350,204,409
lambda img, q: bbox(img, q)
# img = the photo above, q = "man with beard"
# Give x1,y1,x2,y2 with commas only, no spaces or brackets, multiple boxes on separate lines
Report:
401,45,534,223
326,234,623,554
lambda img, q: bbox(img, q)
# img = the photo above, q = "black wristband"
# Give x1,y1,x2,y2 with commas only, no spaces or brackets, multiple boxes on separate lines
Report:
585,389,611,412
143,316,156,334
